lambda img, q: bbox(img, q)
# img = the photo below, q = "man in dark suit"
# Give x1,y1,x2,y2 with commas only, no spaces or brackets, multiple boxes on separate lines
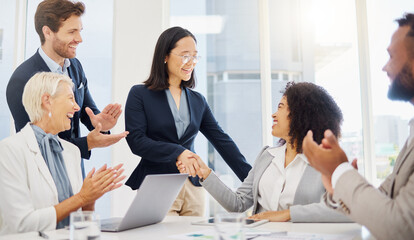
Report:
6,0,128,176
302,13,414,240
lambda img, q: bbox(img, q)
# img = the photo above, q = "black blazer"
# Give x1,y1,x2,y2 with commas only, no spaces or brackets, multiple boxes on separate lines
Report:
124,84,252,189
6,50,100,163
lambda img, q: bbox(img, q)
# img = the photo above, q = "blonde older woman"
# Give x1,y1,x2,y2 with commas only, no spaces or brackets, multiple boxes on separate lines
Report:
0,72,125,235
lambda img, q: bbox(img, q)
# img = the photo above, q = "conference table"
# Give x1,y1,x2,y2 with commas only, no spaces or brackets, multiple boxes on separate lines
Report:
0,216,375,240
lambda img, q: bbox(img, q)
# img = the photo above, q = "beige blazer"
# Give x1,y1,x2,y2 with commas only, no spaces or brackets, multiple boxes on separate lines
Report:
329,139,414,239
0,124,83,235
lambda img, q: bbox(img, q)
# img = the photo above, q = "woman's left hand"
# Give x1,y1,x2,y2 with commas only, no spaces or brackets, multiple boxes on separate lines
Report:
248,209,291,222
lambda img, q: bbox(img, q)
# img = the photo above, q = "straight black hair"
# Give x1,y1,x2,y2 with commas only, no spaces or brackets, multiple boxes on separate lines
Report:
144,26,197,90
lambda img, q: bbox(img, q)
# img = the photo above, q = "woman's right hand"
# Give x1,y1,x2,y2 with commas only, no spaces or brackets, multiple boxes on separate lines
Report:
176,153,211,180
77,164,125,206
176,150,201,177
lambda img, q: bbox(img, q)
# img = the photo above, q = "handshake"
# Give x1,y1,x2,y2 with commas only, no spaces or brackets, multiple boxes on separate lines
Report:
176,149,211,180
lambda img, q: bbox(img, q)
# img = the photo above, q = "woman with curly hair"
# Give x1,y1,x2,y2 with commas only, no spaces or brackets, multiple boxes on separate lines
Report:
180,82,351,222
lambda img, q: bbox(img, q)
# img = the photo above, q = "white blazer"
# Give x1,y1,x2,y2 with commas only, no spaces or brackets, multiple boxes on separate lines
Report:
0,123,83,235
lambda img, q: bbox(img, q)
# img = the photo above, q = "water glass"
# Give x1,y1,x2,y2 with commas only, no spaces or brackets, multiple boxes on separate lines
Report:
70,211,100,240
214,212,245,240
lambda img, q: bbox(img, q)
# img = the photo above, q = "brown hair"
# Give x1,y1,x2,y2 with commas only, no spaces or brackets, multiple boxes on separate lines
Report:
35,0,85,45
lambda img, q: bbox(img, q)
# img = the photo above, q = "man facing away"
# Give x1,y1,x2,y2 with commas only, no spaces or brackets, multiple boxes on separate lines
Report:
303,13,414,240
6,0,128,176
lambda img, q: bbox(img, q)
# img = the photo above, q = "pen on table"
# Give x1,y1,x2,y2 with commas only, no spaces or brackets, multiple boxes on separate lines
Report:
38,231,49,239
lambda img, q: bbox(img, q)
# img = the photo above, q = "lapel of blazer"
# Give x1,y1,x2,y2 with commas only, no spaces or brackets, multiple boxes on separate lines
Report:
66,62,80,101
180,88,193,140
387,138,414,197
34,49,52,72
252,147,273,212
160,89,180,141
394,139,414,174
293,164,321,204
21,124,58,199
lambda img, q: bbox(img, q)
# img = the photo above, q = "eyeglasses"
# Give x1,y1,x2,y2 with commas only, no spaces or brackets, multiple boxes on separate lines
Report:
170,52,201,64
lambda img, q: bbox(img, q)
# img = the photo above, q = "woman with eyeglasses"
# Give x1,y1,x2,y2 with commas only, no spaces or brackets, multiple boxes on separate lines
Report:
124,26,252,216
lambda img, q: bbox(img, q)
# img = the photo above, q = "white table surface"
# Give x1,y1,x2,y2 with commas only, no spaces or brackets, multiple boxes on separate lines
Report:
0,216,375,240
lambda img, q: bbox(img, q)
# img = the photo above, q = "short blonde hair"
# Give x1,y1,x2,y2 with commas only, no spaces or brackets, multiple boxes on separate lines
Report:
22,72,74,123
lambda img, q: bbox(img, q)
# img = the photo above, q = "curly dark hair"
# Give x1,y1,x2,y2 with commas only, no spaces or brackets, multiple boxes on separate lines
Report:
280,82,343,153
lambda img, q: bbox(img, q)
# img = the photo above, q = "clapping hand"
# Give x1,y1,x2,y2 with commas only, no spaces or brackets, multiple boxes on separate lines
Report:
303,130,348,177
303,129,356,195
86,103,122,132
77,163,126,206
87,123,129,150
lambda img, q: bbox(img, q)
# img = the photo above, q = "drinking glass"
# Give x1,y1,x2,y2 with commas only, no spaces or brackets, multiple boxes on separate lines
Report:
214,212,245,240
70,211,100,240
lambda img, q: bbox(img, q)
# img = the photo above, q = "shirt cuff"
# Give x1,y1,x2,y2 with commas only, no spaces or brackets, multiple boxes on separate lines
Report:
332,162,354,188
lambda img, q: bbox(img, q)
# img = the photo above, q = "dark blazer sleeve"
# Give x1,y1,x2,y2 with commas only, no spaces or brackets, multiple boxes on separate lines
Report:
125,85,186,162
198,94,252,181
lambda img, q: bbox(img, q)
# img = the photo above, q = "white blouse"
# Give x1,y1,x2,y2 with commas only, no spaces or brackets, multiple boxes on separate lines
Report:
257,144,308,211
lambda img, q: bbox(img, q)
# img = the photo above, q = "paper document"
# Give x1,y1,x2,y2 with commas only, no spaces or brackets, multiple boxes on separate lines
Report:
169,230,355,240
169,229,286,240
252,231,355,240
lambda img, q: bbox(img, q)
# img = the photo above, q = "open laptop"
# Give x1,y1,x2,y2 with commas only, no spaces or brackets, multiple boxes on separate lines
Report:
101,173,188,232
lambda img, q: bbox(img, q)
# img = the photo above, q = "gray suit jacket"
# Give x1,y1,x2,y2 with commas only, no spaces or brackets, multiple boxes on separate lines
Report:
329,139,414,239
202,146,351,222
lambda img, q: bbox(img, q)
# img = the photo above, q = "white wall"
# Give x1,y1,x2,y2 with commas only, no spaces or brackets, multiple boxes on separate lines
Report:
110,0,169,217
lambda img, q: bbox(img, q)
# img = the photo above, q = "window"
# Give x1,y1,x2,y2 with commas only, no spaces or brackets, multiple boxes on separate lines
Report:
366,0,414,185
0,0,17,139
171,0,262,214
292,0,364,172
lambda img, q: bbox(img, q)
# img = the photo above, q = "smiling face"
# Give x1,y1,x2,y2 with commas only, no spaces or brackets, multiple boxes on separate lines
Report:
48,82,80,134
271,96,290,140
45,15,83,61
165,36,198,85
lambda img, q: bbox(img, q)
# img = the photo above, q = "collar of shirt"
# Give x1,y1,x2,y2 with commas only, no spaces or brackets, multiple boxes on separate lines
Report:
267,143,309,167
257,143,309,212
38,47,71,75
